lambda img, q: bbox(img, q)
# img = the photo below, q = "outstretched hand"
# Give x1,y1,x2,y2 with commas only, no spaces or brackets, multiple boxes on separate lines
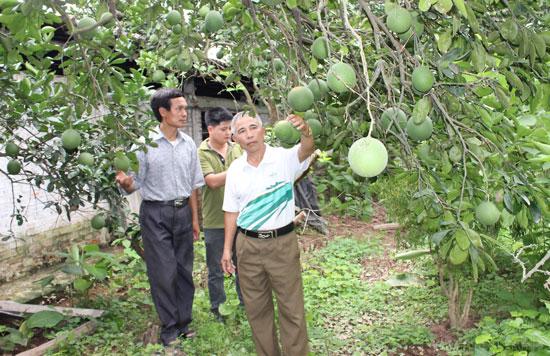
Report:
287,114,310,136
115,171,134,192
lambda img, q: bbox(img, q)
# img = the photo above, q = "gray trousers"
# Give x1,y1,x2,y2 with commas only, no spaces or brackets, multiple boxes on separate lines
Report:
139,201,194,346
204,228,243,310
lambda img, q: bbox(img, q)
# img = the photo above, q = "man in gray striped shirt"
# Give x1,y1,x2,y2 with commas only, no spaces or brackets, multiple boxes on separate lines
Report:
116,88,204,346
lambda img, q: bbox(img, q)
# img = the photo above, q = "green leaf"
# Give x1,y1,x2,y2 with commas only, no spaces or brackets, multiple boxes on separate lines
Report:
449,244,469,265
433,0,453,14
524,329,550,347
218,303,236,316
437,30,452,53
419,0,433,12
286,0,298,8
452,0,468,18
395,249,431,260
454,229,470,250
309,57,318,74
26,310,64,329
432,229,451,245
474,333,492,344
73,278,92,292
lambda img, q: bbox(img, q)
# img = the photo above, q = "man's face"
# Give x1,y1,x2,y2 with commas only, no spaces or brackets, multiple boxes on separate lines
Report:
233,115,265,153
208,120,232,145
160,97,188,128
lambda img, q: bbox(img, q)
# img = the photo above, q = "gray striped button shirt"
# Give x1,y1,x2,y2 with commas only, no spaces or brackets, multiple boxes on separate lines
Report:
132,128,204,201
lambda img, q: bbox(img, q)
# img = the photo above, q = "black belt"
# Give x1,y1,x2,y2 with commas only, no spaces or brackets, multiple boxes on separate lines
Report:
143,197,189,208
238,222,294,239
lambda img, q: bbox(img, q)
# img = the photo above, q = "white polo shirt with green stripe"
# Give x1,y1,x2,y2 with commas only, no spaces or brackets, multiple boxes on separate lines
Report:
223,144,309,231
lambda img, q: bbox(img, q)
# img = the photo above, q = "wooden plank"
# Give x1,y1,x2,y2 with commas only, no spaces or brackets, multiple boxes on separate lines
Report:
372,223,400,231
16,320,97,356
0,301,104,318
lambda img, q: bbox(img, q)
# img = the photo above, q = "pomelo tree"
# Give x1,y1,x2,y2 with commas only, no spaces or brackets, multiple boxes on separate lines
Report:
0,0,548,328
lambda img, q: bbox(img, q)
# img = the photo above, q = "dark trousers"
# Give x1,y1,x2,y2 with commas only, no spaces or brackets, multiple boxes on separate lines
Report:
204,228,243,309
139,201,195,346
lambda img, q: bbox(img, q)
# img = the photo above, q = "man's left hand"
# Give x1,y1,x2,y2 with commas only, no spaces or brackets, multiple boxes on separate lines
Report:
287,114,311,137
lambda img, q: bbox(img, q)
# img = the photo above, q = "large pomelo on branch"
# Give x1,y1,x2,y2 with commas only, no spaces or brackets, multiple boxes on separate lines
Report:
274,120,300,144
307,78,328,100
348,137,388,178
7,159,21,175
204,10,224,33
386,7,412,34
412,66,435,93
380,107,407,130
114,155,130,172
287,86,314,112
76,16,97,38
91,214,106,230
475,201,500,226
78,152,95,166
327,62,357,94
152,69,165,82
61,129,81,151
306,118,322,138
166,10,182,26
406,117,433,141
5,142,19,157
311,37,329,60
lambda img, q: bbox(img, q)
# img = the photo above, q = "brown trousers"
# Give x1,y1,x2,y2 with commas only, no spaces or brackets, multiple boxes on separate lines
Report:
235,230,309,356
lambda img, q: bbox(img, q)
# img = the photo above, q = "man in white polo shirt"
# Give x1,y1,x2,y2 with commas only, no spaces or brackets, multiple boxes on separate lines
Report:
221,111,314,356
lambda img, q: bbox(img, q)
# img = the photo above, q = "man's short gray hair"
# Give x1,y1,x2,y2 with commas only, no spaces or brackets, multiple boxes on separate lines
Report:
231,111,263,134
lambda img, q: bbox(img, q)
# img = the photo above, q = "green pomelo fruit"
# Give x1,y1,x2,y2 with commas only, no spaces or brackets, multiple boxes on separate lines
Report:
204,10,224,33
274,121,300,144
475,201,500,226
166,10,182,26
406,117,433,141
449,146,462,163
78,152,95,166
327,62,357,93
91,214,106,230
99,12,114,26
274,58,285,71
380,107,407,131
307,79,328,100
198,4,210,18
7,159,21,175
77,16,97,38
175,56,193,72
306,119,322,138
114,155,130,172
5,142,19,157
399,19,425,41
412,66,435,93
348,137,388,178
386,7,412,34
303,111,318,121
61,129,81,150
311,37,329,60
222,2,240,19
172,24,182,34
152,69,165,82
287,86,314,112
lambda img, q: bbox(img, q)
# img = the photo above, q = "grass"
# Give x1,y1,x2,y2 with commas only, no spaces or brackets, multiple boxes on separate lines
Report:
44,230,545,355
